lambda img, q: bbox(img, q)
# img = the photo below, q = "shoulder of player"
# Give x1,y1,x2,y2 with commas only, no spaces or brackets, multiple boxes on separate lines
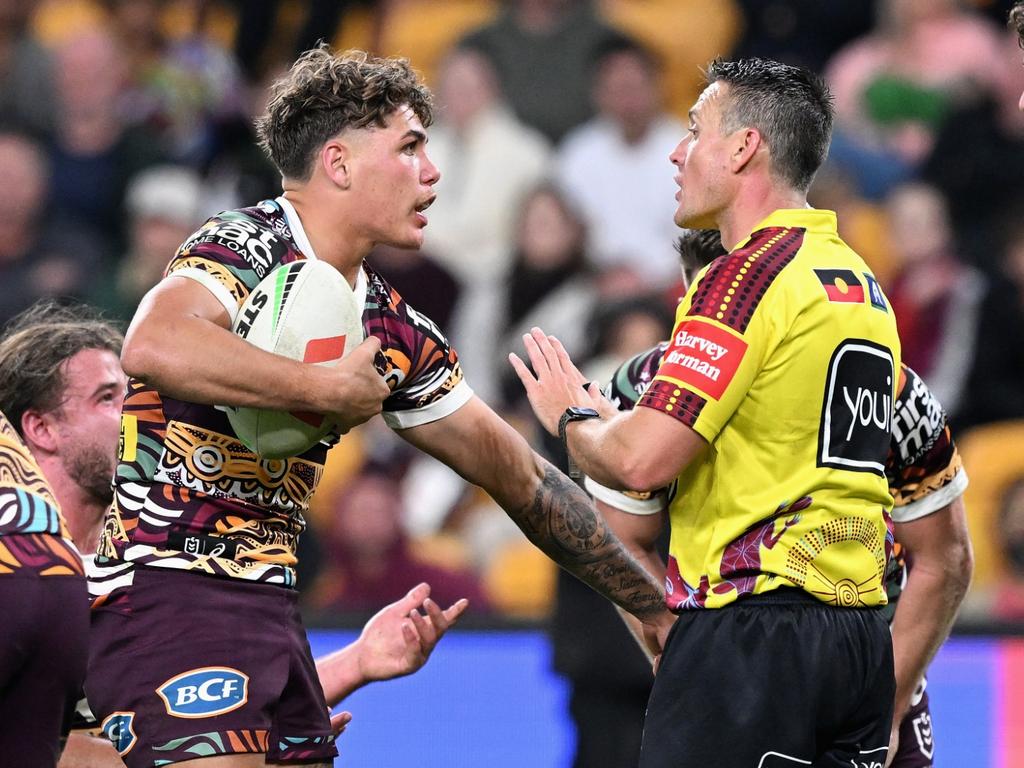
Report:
176,202,298,278
607,343,668,409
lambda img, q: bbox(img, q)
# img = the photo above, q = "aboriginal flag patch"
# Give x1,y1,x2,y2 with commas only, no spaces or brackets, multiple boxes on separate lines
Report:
814,269,865,304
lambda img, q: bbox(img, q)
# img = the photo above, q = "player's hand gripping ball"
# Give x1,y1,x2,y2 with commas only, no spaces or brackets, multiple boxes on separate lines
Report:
227,259,363,458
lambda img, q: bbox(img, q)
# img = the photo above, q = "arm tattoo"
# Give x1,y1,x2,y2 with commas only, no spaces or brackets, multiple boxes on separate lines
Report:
513,464,666,620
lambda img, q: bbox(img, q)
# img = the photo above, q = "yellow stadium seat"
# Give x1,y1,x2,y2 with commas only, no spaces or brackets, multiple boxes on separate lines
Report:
958,420,1024,589
483,538,556,619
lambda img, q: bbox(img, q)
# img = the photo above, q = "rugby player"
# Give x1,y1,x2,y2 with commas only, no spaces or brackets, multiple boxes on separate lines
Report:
0,302,469,767
592,229,972,768
88,47,672,767
0,411,86,766
513,57,901,765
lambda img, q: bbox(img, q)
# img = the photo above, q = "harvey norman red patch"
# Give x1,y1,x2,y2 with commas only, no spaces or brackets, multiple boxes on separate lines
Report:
658,320,747,400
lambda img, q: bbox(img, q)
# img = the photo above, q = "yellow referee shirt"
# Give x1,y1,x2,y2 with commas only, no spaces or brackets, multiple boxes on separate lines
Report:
637,209,900,610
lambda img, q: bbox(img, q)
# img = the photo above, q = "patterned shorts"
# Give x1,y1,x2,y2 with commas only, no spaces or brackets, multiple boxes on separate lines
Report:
85,566,336,767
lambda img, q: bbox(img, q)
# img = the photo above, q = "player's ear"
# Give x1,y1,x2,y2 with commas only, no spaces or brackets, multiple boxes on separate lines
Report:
20,409,58,454
321,138,352,190
730,127,762,174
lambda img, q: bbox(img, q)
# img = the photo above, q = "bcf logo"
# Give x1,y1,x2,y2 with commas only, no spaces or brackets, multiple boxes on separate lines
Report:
157,667,249,718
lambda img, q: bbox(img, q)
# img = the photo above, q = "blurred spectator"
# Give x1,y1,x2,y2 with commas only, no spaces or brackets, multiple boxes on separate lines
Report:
991,478,1024,622
885,182,985,416
367,244,461,333
91,164,205,322
497,184,598,408
732,0,873,74
582,295,673,387
424,47,551,400
0,0,57,137
425,47,551,288
825,0,1013,198
48,27,167,251
458,0,622,142
556,35,685,290
111,0,248,166
957,211,1024,429
0,130,105,324
306,470,491,615
601,0,743,117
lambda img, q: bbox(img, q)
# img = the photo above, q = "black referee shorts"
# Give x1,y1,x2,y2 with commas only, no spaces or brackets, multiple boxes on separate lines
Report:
639,588,894,768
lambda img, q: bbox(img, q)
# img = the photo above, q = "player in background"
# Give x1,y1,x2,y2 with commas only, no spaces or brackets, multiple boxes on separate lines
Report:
0,409,87,766
514,57,900,766
89,47,673,767
0,302,469,767
591,229,972,768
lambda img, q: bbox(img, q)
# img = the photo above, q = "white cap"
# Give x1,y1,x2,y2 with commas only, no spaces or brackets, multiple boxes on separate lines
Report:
125,164,203,226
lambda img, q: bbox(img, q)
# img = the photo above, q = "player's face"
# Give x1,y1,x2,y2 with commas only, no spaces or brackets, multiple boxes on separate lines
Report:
350,105,440,250
50,348,126,503
670,82,733,229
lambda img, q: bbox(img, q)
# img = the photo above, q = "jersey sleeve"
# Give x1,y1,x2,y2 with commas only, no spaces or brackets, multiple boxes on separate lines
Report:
886,364,968,523
164,211,294,323
372,285,472,430
638,297,771,443
585,343,670,515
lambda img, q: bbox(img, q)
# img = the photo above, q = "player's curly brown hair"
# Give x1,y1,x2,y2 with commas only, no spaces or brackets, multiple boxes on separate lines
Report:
0,301,123,438
1011,2,1024,47
256,46,434,181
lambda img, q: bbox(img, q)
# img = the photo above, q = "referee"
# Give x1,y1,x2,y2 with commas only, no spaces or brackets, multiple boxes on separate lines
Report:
512,57,899,766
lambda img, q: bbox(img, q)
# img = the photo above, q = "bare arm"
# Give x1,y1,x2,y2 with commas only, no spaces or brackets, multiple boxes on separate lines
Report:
889,497,973,726
315,583,468,708
122,277,389,429
597,500,670,663
399,396,675,641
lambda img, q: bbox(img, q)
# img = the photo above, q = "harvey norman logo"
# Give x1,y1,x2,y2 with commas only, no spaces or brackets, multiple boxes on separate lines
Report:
659,320,747,400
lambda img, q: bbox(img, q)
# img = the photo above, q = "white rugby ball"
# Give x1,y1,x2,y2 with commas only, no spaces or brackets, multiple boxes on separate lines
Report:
227,259,364,459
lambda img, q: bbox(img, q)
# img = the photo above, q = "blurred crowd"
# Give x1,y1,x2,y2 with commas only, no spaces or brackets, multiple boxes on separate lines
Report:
3,0,1024,626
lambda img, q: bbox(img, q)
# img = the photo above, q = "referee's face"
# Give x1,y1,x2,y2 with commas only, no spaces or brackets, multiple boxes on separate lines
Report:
670,82,731,230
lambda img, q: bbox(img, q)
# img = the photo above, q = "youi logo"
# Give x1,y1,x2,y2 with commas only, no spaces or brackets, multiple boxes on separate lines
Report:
101,711,137,755
157,667,249,719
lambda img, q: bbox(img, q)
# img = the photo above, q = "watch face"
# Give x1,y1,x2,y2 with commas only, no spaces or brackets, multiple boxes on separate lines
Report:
566,407,600,419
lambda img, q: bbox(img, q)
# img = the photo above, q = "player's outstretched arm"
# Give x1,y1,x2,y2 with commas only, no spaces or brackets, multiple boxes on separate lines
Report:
315,583,468,709
887,497,973,764
121,277,388,429
399,396,676,647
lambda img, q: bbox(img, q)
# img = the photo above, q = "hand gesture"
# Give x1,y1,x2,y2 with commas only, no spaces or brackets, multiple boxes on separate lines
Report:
330,336,391,432
508,327,616,436
355,583,469,683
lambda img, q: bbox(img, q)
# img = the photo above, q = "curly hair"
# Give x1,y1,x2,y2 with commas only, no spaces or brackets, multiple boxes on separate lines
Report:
256,46,434,181
0,301,123,437
1011,2,1024,47
675,229,727,284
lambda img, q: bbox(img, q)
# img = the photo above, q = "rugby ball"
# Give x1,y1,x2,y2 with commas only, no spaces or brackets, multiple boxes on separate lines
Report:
227,259,364,459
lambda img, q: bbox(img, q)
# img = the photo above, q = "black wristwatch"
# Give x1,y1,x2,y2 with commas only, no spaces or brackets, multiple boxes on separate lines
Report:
558,406,601,479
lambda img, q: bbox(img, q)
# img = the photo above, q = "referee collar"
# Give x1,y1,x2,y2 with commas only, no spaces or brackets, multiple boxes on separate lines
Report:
740,207,838,245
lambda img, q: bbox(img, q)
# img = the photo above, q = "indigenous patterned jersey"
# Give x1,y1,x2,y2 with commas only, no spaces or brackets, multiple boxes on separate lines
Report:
91,198,471,599
588,350,967,621
634,209,900,610
0,410,83,577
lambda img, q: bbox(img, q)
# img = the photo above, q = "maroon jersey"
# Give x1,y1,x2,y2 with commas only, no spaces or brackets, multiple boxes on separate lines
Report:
91,198,471,601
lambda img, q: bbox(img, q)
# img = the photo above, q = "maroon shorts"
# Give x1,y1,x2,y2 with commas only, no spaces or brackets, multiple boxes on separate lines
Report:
892,682,934,768
0,573,89,767
85,566,336,767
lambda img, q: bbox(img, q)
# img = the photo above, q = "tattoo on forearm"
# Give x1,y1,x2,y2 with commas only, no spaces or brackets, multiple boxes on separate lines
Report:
515,464,665,619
